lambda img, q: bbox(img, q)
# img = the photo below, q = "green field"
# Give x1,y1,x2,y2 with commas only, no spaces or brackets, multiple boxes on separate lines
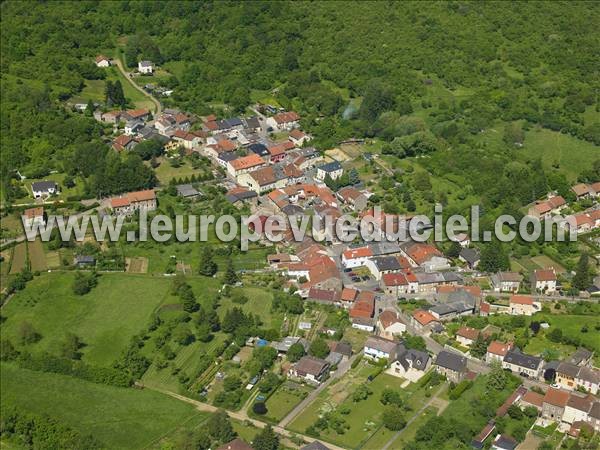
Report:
0,363,202,449
8,243,27,274
0,272,173,366
217,287,278,329
263,382,312,423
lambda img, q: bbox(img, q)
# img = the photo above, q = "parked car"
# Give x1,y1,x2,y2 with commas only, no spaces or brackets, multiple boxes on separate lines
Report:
361,275,369,281
351,277,360,282
344,268,352,273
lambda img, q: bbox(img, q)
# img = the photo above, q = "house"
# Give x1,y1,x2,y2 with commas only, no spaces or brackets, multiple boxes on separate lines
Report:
266,111,300,131
502,348,543,378
434,350,467,383
381,273,413,296
518,390,544,411
377,310,406,338
123,108,152,122
491,434,518,450
176,184,201,199
216,438,253,450
227,153,267,178
22,207,45,228
350,291,375,320
109,189,157,216
365,256,402,280
172,130,202,150
289,356,330,384
337,187,368,211
452,233,471,248
563,394,595,426
95,55,110,67
572,183,593,200
74,255,96,267
364,336,400,361
341,246,373,268
112,134,138,152
486,341,513,364
316,161,343,182
459,248,480,269
429,301,474,321
31,181,58,198
283,163,304,184
124,120,144,136
531,269,557,294
410,310,440,332
248,143,270,159
237,166,288,194
97,110,123,124
138,60,154,74
307,288,341,306
351,316,375,332
288,129,310,146
300,441,331,450
491,272,523,293
388,347,431,381
509,295,540,316
568,348,594,367
225,186,258,207
542,388,570,422
331,342,352,361
528,195,567,220
556,362,600,395
340,287,358,306
455,327,480,347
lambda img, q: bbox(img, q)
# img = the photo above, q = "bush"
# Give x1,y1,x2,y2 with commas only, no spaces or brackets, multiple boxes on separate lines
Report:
253,402,268,415
448,380,473,400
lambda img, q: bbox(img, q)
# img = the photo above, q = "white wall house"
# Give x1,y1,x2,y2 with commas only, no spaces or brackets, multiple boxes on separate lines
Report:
138,60,154,74
31,181,58,198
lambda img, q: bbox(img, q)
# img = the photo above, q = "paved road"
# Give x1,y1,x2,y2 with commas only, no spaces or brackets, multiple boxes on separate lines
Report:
113,58,162,115
278,352,362,429
148,387,347,450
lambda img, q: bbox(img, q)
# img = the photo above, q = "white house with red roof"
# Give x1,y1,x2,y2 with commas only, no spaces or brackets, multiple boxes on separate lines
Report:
531,269,557,293
377,310,406,339
486,341,513,364
266,111,300,131
109,189,156,216
509,294,541,316
95,55,110,67
341,246,372,268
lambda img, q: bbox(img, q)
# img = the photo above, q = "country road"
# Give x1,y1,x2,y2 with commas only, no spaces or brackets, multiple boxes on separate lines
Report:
113,57,162,115
147,387,348,450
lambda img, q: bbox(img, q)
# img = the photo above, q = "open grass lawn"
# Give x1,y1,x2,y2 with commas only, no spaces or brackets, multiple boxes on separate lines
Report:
0,272,173,366
217,287,277,328
13,174,86,204
68,79,105,104
232,419,261,444
264,382,312,423
530,255,566,273
154,158,201,184
522,128,600,181
0,363,202,449
313,373,412,449
342,327,370,352
524,313,600,359
8,243,26,274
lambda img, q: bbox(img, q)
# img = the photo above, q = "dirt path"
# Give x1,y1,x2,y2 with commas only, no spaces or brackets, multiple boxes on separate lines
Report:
278,352,361,429
381,385,447,450
146,386,348,450
113,58,161,115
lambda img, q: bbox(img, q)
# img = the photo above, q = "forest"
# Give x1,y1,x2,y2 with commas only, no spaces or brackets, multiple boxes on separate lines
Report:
1,1,599,202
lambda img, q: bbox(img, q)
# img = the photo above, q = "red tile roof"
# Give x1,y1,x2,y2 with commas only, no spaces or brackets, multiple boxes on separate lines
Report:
456,327,479,341
487,340,512,357
510,294,534,306
23,207,44,219
534,269,556,281
110,189,155,208
341,288,358,302
272,111,300,124
343,247,372,260
543,388,570,407
382,273,408,286
412,310,437,326
379,310,402,329
229,154,265,171
289,129,306,140
126,108,150,119
521,390,544,408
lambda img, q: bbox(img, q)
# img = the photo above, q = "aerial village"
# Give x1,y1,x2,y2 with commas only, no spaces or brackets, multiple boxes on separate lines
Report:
8,56,600,450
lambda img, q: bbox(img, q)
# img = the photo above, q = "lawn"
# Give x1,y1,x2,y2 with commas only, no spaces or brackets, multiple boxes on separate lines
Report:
0,272,173,366
0,363,202,449
522,128,600,181
154,158,202,184
369,406,438,450
263,381,312,423
217,287,278,329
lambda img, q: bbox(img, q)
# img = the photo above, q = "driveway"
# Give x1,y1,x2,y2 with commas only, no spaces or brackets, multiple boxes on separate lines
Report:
113,58,161,115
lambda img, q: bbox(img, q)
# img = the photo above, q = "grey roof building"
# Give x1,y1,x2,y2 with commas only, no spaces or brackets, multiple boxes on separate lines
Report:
373,256,402,272
503,348,542,371
176,184,201,198
434,350,467,373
